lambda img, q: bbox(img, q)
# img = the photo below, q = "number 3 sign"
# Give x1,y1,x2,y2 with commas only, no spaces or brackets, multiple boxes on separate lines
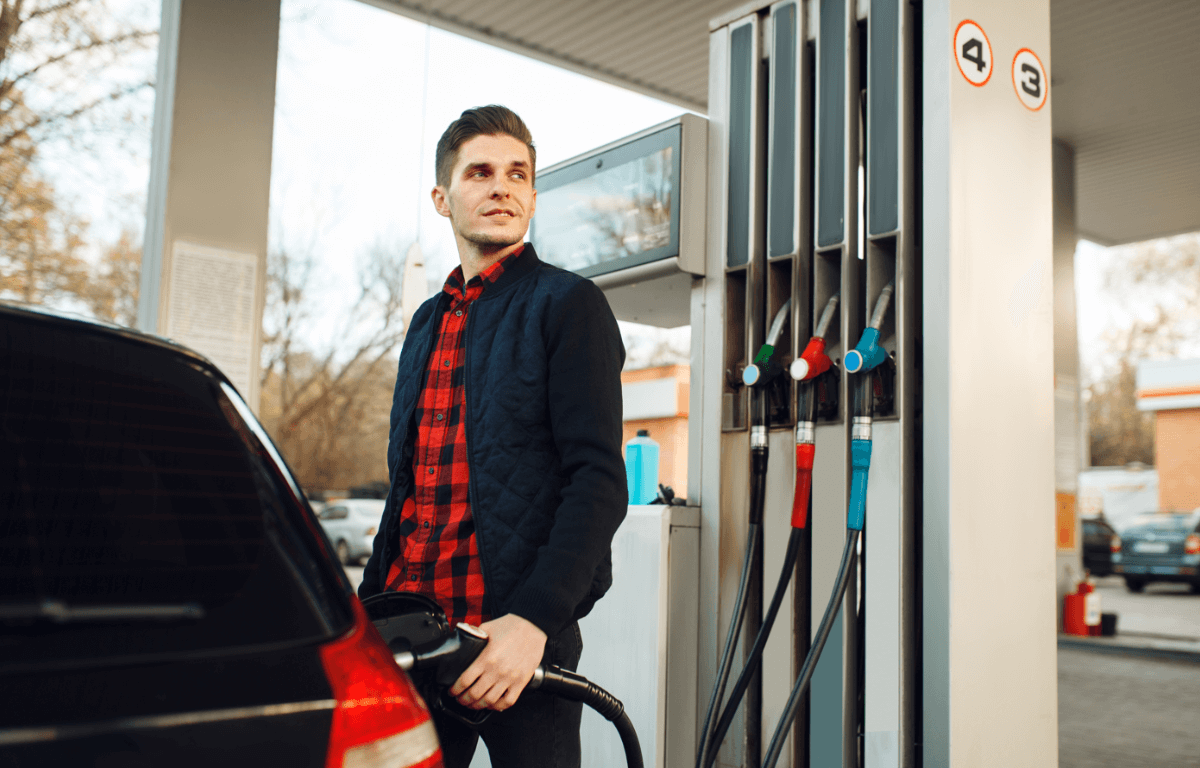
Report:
1012,48,1048,110
954,20,993,86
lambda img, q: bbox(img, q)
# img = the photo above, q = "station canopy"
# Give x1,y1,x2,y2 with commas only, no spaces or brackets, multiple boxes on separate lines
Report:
371,0,1200,246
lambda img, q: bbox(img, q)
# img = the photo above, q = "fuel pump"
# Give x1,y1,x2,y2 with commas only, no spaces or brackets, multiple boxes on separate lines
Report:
759,283,895,768
698,293,839,768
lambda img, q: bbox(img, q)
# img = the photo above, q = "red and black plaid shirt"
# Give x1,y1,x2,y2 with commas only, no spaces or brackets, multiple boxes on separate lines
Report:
385,248,521,627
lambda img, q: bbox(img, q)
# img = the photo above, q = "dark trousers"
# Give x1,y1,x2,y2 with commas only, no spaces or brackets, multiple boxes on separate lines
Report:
433,621,584,768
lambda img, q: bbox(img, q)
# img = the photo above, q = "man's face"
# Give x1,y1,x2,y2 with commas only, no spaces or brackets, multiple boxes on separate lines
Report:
432,134,536,250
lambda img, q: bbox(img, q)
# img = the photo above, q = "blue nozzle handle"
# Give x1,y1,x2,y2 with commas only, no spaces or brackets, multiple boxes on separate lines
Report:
847,439,872,530
844,328,888,374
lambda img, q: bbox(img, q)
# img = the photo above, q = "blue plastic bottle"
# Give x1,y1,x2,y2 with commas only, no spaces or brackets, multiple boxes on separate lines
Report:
625,429,660,505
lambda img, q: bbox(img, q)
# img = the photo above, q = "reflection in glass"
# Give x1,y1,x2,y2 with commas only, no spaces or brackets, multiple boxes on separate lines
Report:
536,148,674,272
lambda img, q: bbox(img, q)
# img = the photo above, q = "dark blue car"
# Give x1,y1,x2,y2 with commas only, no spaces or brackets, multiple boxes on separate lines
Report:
1111,510,1200,593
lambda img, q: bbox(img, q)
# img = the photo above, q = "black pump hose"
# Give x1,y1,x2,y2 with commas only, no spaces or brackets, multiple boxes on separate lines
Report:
703,527,804,767
694,521,762,768
534,665,643,768
760,530,860,768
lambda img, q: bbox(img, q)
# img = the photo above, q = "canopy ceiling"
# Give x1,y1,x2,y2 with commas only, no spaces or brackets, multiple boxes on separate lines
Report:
369,0,1200,245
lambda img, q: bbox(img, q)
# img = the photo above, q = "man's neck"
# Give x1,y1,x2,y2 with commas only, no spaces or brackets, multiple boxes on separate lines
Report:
456,240,525,282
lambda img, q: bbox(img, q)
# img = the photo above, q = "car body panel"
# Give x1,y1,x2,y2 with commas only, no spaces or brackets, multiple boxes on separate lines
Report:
1112,511,1200,587
0,302,437,766
319,500,385,564
1081,517,1117,577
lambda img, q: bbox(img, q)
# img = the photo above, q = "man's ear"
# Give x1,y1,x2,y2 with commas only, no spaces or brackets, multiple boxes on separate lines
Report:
528,188,536,219
431,185,451,218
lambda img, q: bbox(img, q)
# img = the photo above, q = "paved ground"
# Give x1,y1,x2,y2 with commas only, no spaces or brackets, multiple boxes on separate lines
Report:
1059,647,1200,768
1092,575,1200,639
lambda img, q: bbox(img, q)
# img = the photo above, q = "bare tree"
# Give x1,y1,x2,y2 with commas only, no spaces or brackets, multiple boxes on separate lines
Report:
1085,308,1181,467
82,227,140,325
0,1,156,153
0,1,154,309
0,133,88,303
259,238,411,490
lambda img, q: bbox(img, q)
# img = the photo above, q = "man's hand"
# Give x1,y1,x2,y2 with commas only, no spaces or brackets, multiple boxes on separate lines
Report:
449,614,548,711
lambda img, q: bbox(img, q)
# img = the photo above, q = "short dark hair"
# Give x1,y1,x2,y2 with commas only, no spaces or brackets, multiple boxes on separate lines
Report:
435,105,536,188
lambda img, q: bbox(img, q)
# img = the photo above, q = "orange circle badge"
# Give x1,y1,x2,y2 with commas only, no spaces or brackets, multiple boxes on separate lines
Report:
954,20,993,86
1012,48,1048,110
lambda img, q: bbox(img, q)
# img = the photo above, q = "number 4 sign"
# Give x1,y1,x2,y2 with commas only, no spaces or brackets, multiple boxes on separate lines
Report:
1012,48,1048,110
954,20,992,86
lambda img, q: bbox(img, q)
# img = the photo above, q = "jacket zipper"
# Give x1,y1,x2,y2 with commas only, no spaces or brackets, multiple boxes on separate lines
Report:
461,306,497,620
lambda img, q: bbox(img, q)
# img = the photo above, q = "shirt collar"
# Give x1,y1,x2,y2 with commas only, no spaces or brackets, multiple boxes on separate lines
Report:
443,244,525,297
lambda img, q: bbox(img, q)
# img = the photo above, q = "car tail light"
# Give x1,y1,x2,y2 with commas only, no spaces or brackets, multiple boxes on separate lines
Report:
1186,534,1200,555
320,597,442,768
1110,536,1122,553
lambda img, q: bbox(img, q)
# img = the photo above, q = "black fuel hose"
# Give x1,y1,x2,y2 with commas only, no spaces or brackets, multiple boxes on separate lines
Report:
391,626,645,768
531,665,643,768
694,521,761,768
760,530,859,768
702,527,803,767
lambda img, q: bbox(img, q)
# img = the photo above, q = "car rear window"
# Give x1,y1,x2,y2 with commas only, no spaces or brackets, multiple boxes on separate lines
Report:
0,313,352,671
1128,512,1199,532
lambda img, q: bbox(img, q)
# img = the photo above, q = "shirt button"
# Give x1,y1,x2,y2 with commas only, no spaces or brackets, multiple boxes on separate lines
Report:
455,310,463,317
436,413,444,421
428,467,435,474
423,521,430,528
409,574,418,582
443,360,451,367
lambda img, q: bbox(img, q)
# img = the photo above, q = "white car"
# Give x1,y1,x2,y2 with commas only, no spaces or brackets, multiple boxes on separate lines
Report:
317,498,385,565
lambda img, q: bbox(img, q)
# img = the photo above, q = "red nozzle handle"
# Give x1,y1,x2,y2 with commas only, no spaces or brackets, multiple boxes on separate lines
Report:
792,443,816,529
798,338,833,381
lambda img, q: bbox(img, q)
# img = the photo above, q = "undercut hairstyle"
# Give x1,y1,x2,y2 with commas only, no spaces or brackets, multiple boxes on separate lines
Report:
435,105,537,188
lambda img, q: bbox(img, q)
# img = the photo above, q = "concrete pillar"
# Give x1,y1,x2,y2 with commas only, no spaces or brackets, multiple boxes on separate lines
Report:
1053,140,1084,616
922,1,1058,765
138,0,281,412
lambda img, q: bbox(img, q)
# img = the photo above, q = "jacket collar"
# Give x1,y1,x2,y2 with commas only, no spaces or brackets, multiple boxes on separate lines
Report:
477,243,541,300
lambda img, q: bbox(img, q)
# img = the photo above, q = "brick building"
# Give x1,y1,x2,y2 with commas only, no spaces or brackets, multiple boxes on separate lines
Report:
1136,358,1200,511
621,365,689,500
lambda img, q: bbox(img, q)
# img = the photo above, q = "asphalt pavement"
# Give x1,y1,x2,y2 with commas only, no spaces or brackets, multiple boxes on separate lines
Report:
1091,574,1200,640
1059,647,1200,768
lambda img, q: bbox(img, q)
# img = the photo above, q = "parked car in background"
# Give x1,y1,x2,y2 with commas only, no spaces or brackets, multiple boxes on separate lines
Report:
1111,510,1200,593
318,499,385,565
0,303,441,767
1081,516,1118,577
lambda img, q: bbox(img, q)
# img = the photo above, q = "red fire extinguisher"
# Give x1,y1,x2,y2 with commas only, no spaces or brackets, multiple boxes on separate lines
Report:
1063,577,1101,636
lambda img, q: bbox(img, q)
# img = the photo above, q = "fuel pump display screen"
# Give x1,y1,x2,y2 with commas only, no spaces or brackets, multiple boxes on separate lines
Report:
532,126,682,278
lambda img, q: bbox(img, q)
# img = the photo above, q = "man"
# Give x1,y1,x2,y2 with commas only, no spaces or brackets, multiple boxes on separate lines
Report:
358,105,627,767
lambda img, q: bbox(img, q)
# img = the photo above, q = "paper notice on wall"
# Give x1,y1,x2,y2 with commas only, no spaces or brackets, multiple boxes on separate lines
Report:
1054,374,1079,492
165,242,259,398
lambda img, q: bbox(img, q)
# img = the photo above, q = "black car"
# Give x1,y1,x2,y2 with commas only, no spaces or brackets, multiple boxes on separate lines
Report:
1081,516,1118,577
1111,510,1200,593
0,304,442,767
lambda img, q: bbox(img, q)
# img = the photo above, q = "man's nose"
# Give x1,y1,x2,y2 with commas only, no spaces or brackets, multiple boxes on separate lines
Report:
489,176,511,197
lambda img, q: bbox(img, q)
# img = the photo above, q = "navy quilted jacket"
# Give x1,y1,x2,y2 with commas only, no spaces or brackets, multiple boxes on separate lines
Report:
358,245,628,637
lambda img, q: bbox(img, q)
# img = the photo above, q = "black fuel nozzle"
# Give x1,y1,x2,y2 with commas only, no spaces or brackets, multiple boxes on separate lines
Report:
393,621,489,682
741,298,792,389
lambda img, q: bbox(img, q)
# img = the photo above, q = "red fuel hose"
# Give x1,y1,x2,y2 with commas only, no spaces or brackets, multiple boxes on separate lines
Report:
792,443,815,529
